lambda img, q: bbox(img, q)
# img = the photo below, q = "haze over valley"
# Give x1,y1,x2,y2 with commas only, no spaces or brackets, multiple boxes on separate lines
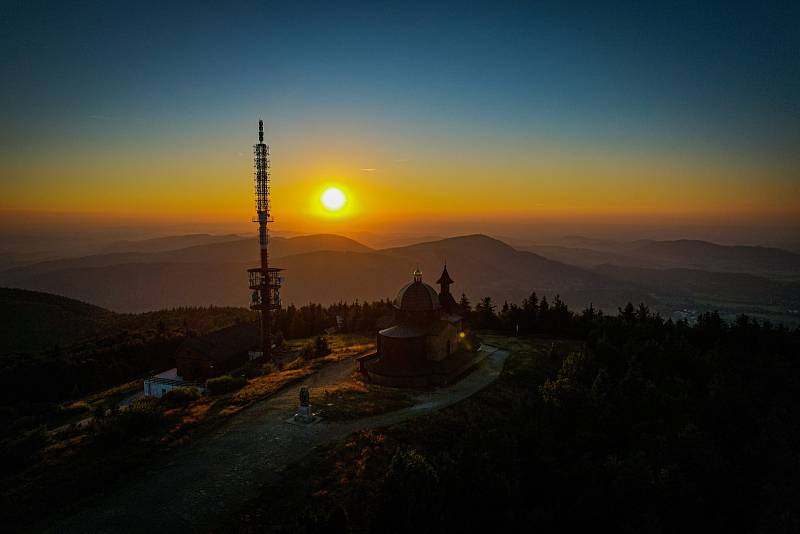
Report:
3,231,798,331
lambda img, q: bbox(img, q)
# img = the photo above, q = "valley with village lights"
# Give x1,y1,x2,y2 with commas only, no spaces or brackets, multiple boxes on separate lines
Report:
1,2,799,533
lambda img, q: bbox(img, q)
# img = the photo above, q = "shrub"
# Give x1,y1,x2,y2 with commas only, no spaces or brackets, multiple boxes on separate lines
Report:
206,375,247,395
300,336,331,360
243,361,263,379
127,396,160,416
91,398,161,449
315,336,331,356
159,387,199,407
273,330,288,351
299,343,314,360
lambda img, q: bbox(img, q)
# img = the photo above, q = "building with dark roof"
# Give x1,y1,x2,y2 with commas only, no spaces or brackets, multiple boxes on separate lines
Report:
176,322,260,381
144,322,260,398
358,266,483,387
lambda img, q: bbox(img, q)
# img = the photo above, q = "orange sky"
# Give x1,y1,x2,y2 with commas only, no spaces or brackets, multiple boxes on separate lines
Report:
2,130,797,236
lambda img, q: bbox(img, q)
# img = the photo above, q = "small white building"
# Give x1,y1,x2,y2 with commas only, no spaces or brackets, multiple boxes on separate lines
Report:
143,368,204,398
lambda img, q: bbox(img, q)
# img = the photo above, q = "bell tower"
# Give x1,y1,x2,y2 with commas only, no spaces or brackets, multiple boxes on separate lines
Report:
436,264,458,312
436,264,454,295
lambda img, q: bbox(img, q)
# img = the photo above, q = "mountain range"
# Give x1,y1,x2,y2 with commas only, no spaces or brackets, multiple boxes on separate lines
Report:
520,239,800,280
1,233,798,326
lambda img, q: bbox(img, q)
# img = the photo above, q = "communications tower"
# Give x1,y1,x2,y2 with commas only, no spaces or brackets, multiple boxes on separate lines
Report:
248,120,282,361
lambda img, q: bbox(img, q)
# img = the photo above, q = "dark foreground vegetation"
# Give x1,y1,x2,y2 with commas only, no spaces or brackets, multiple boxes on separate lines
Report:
0,333,373,530
2,287,799,532
0,296,393,433
234,297,800,533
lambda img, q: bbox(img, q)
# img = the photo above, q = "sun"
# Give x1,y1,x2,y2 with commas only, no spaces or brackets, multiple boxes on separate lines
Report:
320,187,346,211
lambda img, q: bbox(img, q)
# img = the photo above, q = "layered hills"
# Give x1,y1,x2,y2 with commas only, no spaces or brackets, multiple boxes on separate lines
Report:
2,233,798,325
521,238,800,279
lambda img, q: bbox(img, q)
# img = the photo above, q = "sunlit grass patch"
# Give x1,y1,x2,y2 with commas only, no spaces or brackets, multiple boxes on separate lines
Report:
181,401,212,424
223,368,314,414
314,375,415,421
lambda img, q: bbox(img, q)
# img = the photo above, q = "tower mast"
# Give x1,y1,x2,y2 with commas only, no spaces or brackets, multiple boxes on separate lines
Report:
248,120,282,361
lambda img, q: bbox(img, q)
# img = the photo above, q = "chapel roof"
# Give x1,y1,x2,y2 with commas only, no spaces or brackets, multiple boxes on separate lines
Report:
395,279,440,312
436,265,454,285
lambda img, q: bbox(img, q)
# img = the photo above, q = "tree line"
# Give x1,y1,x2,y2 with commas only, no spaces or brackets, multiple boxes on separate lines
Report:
459,291,591,338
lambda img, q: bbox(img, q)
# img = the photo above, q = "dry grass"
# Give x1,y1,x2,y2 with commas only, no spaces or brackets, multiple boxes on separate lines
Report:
82,378,143,405
314,374,415,421
203,334,375,417
221,368,313,415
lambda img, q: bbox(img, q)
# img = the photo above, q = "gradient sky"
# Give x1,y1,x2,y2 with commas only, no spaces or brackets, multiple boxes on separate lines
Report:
1,0,798,234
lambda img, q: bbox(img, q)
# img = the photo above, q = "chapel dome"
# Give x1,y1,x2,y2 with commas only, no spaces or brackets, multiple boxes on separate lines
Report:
395,269,440,312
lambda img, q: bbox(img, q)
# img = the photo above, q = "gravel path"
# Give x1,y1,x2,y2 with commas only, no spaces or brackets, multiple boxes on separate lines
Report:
45,346,509,533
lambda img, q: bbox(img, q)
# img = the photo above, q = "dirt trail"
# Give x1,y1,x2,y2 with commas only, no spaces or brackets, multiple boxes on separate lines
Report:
45,347,509,533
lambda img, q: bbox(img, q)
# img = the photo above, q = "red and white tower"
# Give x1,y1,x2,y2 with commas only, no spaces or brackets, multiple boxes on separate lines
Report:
248,120,282,361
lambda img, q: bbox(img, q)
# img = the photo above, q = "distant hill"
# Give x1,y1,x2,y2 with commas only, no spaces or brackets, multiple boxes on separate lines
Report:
0,288,115,355
630,239,800,277
594,264,800,306
343,231,445,249
517,244,642,270
0,233,372,285
161,233,372,263
100,233,243,254
521,238,800,279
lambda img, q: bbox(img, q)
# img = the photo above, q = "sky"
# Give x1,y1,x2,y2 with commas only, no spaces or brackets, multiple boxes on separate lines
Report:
1,0,798,240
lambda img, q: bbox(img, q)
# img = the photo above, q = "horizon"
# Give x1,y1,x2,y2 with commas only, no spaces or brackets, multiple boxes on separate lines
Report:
2,209,800,252
2,1,799,242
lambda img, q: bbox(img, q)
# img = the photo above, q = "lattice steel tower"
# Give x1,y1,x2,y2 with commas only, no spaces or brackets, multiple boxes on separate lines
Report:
248,120,282,361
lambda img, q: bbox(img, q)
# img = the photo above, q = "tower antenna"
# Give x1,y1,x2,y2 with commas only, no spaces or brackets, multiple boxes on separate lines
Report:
248,120,282,361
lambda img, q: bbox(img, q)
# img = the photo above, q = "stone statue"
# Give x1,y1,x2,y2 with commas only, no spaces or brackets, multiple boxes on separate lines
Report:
290,386,318,424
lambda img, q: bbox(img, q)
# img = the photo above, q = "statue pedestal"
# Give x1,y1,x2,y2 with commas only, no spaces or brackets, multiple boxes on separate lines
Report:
286,386,321,425
294,405,314,423
288,407,320,425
